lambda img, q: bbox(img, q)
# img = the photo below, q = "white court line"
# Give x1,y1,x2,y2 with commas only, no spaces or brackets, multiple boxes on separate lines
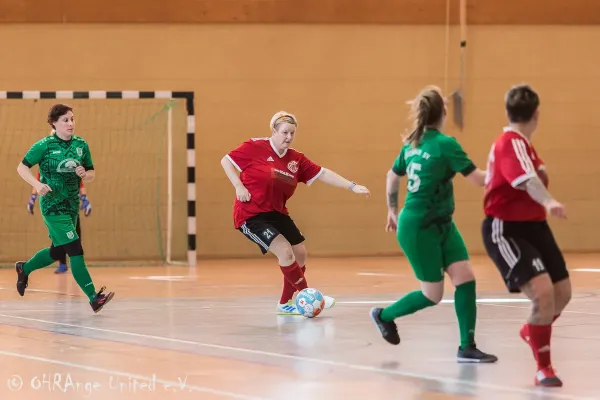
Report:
0,350,268,400
0,313,592,399
0,286,75,296
573,268,600,272
337,298,531,305
480,303,600,316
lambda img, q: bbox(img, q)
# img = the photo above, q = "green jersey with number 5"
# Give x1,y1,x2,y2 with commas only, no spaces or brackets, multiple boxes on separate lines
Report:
392,129,475,225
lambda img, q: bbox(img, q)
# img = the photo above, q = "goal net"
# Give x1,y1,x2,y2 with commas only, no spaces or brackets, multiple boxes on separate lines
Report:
0,93,194,267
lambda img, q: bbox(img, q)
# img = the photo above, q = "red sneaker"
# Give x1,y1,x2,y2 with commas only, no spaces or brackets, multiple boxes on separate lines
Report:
535,366,563,387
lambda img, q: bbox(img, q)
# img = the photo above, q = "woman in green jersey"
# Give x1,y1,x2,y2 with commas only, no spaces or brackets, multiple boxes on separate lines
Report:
370,86,497,363
15,104,115,313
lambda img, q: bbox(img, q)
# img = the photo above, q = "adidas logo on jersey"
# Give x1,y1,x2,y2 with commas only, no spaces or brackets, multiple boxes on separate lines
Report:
267,156,274,162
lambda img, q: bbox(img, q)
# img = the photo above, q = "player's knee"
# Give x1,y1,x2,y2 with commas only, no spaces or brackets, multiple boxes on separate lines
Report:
269,236,295,265
421,281,444,304
528,275,555,323
292,244,307,267
276,246,295,266
446,260,475,286
553,278,572,312
49,245,66,261
62,239,84,257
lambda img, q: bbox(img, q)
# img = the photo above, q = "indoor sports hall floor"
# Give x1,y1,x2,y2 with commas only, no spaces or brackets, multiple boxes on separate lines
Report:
0,254,598,400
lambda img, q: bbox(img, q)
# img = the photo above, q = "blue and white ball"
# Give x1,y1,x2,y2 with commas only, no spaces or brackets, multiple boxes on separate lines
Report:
295,288,325,318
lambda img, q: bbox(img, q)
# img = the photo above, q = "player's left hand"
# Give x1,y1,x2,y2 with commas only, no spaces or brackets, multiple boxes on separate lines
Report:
75,166,87,179
385,209,398,232
80,194,92,216
351,184,370,198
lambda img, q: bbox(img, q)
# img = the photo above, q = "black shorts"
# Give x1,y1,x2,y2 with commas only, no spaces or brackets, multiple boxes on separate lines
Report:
481,216,569,293
76,216,81,237
238,211,305,254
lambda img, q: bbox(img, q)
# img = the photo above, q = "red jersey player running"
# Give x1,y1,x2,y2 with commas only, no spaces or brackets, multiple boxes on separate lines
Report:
481,84,570,387
221,111,370,315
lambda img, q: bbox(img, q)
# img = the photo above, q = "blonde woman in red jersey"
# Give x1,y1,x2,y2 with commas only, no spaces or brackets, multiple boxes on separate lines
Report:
481,84,570,387
221,111,370,315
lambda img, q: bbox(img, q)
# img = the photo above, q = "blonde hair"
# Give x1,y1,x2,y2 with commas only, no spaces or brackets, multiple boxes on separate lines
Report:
404,86,445,147
270,111,298,131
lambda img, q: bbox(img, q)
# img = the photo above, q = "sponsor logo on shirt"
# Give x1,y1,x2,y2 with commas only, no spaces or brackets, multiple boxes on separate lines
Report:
56,158,81,173
273,168,295,185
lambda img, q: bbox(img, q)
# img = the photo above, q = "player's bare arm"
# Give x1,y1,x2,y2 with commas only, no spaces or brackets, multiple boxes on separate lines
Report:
17,162,51,196
518,176,566,219
464,168,486,187
316,168,370,196
385,169,401,232
76,166,95,183
220,156,251,202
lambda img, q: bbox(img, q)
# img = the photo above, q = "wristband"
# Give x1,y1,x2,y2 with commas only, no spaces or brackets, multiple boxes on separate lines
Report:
348,182,356,191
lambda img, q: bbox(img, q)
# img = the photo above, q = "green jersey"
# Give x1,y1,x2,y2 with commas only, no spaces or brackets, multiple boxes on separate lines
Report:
22,134,94,216
392,129,475,226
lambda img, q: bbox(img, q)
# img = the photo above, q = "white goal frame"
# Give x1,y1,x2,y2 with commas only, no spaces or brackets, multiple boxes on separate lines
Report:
0,90,197,268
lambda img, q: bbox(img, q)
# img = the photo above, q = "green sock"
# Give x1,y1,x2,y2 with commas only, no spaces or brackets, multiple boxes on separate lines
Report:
70,255,96,302
380,290,436,322
455,280,477,349
23,248,56,275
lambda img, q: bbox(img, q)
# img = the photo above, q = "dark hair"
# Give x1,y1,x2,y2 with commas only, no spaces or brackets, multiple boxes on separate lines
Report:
405,86,445,147
47,104,73,128
505,84,539,123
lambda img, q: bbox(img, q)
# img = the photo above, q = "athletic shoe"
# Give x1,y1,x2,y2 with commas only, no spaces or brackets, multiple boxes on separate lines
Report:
457,344,498,363
15,261,28,296
90,286,115,313
369,307,400,345
535,366,563,387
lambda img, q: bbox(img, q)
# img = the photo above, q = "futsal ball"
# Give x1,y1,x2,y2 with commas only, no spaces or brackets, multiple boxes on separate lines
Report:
295,288,325,318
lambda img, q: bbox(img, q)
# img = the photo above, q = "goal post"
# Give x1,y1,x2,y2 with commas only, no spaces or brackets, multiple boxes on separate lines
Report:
0,90,197,268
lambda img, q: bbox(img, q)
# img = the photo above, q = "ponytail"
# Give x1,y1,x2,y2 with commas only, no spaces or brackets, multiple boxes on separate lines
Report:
403,86,444,148
405,97,431,148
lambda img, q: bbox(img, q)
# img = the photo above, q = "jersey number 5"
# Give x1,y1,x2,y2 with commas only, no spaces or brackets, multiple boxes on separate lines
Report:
407,162,421,193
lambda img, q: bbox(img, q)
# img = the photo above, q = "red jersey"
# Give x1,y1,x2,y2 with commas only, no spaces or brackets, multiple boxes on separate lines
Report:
37,171,84,189
226,137,323,228
483,127,547,221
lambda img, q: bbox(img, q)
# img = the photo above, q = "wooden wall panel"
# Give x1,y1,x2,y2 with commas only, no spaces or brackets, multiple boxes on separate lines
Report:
1,0,599,25
0,24,598,260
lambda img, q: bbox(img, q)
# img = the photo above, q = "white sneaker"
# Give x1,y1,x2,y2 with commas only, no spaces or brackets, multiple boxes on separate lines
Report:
277,300,301,315
324,295,336,309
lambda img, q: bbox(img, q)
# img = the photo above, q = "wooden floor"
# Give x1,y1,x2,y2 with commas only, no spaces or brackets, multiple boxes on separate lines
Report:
0,254,598,400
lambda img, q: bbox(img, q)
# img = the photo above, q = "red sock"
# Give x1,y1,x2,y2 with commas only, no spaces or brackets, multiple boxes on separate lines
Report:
527,324,552,369
279,261,307,294
280,265,306,304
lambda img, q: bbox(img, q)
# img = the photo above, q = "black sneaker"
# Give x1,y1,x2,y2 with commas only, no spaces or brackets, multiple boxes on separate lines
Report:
457,344,498,363
370,307,400,345
90,286,115,313
15,261,28,296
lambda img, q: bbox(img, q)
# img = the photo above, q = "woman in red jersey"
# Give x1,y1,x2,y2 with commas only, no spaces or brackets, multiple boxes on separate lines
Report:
221,111,370,315
481,84,570,387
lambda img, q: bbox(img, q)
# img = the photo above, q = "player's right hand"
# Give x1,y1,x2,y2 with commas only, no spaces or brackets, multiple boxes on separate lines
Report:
35,183,52,197
385,209,398,232
235,185,251,202
545,199,567,219
351,184,371,198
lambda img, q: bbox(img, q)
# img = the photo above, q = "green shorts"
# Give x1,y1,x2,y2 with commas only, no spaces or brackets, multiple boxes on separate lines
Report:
396,216,469,283
42,214,79,247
